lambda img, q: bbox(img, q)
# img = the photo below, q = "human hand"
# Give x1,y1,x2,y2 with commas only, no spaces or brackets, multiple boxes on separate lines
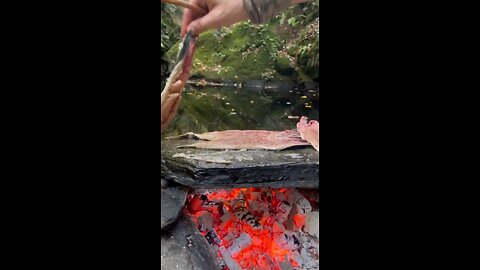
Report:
181,0,250,36
161,70,190,132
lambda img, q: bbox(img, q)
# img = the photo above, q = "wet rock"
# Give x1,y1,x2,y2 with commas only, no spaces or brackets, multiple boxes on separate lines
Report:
161,186,188,230
275,54,296,76
161,215,220,270
161,178,168,188
161,138,319,188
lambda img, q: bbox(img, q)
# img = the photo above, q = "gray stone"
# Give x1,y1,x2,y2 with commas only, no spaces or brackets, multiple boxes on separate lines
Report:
161,178,168,188
161,138,319,188
161,186,188,230
161,215,221,270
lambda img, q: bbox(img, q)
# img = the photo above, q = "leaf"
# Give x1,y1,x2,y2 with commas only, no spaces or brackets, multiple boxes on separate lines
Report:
279,13,287,25
287,17,296,26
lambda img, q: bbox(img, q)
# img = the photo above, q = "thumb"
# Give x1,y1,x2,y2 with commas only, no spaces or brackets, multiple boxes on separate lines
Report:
187,11,220,36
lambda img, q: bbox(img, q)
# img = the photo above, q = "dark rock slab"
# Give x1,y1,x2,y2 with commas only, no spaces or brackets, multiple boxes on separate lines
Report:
161,215,220,270
161,137,319,188
161,178,168,188
161,186,188,230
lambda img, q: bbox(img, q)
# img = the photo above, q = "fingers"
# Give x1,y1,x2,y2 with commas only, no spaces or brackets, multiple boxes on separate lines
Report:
162,95,182,131
187,9,220,36
181,0,208,37
181,9,194,37
161,93,180,132
161,80,185,132
167,79,185,96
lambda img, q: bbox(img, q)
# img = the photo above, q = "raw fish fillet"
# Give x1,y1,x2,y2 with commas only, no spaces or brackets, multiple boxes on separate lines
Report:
296,116,319,151
168,130,311,150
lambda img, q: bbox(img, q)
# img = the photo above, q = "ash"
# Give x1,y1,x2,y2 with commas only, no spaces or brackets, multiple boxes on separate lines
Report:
185,188,319,270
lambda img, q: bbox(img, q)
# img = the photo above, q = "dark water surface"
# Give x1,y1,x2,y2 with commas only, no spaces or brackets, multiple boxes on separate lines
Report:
161,83,319,139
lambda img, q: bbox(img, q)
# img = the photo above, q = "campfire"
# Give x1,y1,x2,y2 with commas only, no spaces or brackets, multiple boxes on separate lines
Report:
185,188,319,270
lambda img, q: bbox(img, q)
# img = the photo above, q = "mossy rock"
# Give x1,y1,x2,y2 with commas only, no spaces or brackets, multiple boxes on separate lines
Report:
165,23,295,83
296,38,319,80
274,55,296,76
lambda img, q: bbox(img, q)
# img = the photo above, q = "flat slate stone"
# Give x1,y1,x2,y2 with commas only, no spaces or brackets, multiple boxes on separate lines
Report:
161,186,188,230
161,215,220,270
161,178,169,188
161,137,319,188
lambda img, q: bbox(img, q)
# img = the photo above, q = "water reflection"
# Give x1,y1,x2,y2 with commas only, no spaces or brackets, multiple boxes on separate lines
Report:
161,84,319,139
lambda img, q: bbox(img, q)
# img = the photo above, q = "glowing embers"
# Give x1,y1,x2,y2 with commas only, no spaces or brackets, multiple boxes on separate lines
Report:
185,188,319,270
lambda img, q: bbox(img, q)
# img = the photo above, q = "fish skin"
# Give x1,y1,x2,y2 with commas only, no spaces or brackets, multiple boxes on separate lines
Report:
296,116,319,151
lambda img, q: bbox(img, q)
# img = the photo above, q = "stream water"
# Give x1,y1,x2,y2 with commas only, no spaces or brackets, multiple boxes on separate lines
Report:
161,83,319,139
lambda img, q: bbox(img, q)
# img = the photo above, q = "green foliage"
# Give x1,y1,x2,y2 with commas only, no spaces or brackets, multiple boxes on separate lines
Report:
161,4,179,52
164,21,293,82
277,2,319,28
161,1,319,82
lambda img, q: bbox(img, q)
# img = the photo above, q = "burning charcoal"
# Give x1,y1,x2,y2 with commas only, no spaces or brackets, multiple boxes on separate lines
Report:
252,235,263,247
247,200,268,216
292,250,304,268
304,211,319,239
275,191,287,203
257,254,278,270
211,203,224,218
202,201,223,216
250,191,262,200
295,196,312,215
285,214,300,231
224,228,240,242
275,201,293,224
260,214,277,228
205,229,223,246
301,247,317,269
285,192,312,231
219,210,232,230
274,231,301,251
184,187,318,270
272,220,286,233
276,201,292,215
297,188,319,204
278,256,295,270
219,246,242,270
242,249,254,260
285,189,312,215
196,211,213,232
187,194,204,213
232,192,263,231
227,232,252,258
310,240,319,251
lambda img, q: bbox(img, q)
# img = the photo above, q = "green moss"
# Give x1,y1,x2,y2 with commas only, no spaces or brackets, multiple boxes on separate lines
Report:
163,7,319,83
275,55,295,76
164,23,294,82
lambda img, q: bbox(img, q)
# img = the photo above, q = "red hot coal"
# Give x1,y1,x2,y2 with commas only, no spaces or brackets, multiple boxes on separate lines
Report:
185,188,319,270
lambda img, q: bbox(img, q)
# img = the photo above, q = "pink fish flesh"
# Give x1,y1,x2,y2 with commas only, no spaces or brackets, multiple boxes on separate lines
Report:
296,116,319,151
171,130,311,150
